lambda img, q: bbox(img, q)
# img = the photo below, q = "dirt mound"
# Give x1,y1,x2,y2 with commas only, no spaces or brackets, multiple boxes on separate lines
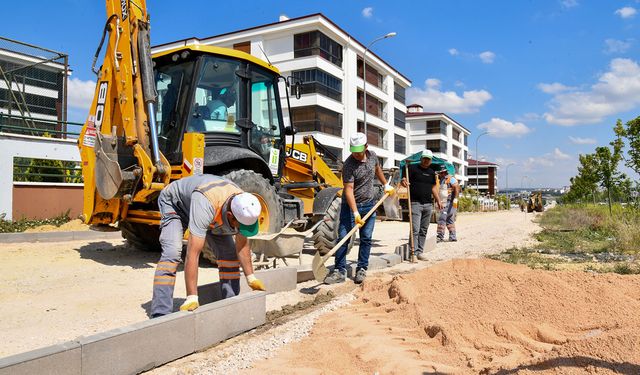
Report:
246,259,640,374
24,219,89,233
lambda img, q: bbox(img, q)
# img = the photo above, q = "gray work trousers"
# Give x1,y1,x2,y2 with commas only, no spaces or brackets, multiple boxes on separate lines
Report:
410,202,433,254
151,217,239,317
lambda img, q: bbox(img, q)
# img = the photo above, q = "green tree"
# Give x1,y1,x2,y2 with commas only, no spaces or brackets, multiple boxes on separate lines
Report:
623,116,640,175
589,120,625,214
565,153,599,203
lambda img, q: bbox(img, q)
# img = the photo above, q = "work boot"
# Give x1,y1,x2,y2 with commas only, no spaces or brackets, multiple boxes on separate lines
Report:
354,268,367,284
324,269,346,285
417,252,429,261
449,238,457,242
436,237,445,243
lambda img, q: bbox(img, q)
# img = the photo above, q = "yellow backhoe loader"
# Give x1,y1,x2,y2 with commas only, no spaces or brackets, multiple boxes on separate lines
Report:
79,1,347,263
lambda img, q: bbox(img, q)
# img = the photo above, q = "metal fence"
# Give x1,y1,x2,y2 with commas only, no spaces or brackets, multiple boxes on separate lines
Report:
13,157,83,184
0,36,69,137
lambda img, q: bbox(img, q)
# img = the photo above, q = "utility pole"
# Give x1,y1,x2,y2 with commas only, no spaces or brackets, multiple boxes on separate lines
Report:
362,32,396,136
475,131,489,211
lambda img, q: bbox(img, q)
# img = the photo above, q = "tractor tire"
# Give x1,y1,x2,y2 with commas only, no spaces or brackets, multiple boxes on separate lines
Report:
312,196,355,256
200,170,283,264
120,221,161,251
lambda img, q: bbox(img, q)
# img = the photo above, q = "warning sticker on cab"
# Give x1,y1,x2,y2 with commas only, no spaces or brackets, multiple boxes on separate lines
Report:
193,157,204,175
268,148,279,175
83,117,97,148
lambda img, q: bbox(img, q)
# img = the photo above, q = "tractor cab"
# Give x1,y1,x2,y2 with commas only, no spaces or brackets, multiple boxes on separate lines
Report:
152,45,287,178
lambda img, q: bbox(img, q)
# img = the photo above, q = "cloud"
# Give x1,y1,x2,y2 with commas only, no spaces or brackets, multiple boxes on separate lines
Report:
361,7,373,18
479,51,496,64
604,38,633,54
448,48,496,64
477,118,532,138
561,0,579,9
67,77,96,110
553,147,571,159
615,6,637,18
569,136,597,144
543,58,640,126
522,147,574,172
406,79,492,114
537,82,575,94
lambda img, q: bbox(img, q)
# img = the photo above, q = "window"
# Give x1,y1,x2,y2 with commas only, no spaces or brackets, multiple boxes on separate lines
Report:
291,106,342,136
394,83,405,103
250,70,283,163
464,134,468,146
394,134,406,154
294,31,343,66
426,139,446,153
426,120,447,135
452,145,461,159
357,59,384,90
471,167,488,175
452,128,461,142
292,69,342,101
357,122,384,148
394,108,405,129
464,150,468,161
357,90,384,118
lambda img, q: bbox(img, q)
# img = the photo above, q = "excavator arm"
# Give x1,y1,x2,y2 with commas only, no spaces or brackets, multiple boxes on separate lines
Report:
78,0,170,225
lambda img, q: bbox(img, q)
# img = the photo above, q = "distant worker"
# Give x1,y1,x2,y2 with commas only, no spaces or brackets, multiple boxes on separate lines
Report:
436,166,460,242
151,174,266,318
400,149,442,260
323,132,395,285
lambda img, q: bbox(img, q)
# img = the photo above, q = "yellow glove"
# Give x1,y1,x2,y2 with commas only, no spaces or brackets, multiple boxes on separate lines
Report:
247,274,266,291
353,211,365,227
179,295,199,311
384,183,396,196
452,198,459,209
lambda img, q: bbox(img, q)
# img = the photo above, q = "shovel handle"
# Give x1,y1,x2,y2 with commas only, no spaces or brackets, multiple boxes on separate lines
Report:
321,192,390,262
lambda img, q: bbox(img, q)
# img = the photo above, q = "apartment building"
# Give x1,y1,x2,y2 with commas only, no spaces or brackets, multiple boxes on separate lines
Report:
405,104,470,186
153,13,411,168
0,37,68,133
467,158,498,195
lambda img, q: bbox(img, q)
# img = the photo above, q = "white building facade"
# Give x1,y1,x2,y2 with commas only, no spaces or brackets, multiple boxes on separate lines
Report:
153,13,411,168
405,104,470,186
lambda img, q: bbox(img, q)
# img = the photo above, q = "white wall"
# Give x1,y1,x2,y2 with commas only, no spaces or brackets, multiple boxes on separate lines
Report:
0,133,80,220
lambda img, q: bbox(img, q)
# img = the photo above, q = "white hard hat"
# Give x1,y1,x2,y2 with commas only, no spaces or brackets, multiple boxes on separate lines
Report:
349,132,367,153
230,193,261,237
421,149,433,159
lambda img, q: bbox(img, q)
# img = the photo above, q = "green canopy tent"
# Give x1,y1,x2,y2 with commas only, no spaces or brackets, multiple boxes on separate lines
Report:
398,151,455,179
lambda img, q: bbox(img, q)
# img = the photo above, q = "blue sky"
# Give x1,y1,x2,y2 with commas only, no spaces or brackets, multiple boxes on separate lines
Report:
5,0,640,188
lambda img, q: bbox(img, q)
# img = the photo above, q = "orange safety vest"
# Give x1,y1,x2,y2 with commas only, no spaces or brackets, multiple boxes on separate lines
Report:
194,179,242,234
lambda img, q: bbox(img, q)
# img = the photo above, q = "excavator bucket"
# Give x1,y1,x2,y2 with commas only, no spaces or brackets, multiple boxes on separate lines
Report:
94,134,124,200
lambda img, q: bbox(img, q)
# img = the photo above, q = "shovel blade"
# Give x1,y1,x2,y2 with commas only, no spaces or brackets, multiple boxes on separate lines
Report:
312,252,328,283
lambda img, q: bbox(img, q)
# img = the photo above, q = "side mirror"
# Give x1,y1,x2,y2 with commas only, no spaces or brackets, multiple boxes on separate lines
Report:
284,126,296,136
294,81,302,99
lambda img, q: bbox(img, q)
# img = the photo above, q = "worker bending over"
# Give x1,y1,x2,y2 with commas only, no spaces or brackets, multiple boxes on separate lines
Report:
151,174,266,318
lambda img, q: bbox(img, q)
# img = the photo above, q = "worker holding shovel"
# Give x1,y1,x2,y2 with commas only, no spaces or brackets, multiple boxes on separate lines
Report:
323,133,395,285
401,149,442,260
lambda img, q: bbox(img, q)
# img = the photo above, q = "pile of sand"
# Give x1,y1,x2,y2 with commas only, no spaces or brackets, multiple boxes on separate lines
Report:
23,219,89,233
246,259,640,374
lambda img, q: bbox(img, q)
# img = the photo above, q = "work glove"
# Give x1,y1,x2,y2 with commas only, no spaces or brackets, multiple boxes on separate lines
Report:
452,198,459,209
353,211,365,227
384,183,396,196
179,295,199,312
247,274,266,291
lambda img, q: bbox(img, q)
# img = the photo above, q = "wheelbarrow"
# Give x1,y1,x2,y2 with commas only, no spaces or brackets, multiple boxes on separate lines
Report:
249,220,323,268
